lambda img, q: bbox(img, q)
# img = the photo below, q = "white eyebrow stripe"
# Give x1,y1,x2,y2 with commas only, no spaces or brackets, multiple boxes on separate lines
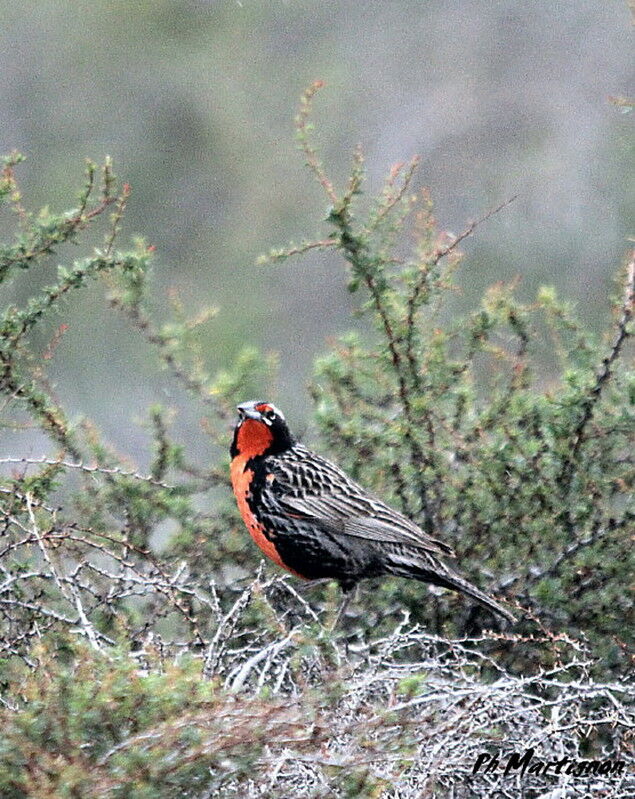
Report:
254,401,286,421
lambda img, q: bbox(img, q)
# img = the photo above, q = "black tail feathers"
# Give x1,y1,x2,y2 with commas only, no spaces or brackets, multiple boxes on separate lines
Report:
393,560,516,623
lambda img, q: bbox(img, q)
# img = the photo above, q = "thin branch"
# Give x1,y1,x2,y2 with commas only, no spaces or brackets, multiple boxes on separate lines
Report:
368,156,421,230
257,237,338,265
560,250,634,486
404,194,519,378
0,456,177,489
24,495,102,651
109,297,230,420
294,80,338,204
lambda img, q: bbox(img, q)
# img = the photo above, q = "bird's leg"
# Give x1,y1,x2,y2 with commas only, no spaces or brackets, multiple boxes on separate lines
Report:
330,582,357,631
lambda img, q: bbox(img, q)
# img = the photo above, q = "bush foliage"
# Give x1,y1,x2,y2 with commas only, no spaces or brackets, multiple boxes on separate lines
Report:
0,87,633,797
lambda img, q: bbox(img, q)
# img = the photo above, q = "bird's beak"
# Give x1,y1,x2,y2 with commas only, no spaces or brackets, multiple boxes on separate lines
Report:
237,402,262,421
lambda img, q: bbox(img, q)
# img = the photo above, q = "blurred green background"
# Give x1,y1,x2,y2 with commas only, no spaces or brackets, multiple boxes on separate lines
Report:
1,0,632,463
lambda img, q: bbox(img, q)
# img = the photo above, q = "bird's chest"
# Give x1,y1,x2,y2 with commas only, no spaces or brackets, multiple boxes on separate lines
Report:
230,456,294,572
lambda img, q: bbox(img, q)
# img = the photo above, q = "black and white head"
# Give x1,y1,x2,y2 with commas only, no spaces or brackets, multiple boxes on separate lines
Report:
231,400,295,458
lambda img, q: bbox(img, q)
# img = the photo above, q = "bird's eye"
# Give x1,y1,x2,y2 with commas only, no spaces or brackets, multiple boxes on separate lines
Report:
265,409,276,421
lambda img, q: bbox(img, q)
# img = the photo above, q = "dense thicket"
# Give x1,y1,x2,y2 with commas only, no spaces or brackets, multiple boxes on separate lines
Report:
0,89,632,797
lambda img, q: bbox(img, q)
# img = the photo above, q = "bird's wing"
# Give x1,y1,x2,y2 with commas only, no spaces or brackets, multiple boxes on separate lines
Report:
272,449,454,558
279,493,454,557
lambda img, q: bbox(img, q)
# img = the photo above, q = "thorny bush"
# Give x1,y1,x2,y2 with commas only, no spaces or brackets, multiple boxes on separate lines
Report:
0,85,633,798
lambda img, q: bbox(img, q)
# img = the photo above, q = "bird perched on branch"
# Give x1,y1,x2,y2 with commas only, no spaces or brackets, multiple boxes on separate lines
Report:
230,400,515,625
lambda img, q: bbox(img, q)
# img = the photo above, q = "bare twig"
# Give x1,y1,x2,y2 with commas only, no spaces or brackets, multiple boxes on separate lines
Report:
25,494,102,651
0,456,176,489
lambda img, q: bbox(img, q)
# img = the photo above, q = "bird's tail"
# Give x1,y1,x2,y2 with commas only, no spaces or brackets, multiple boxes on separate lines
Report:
393,560,516,623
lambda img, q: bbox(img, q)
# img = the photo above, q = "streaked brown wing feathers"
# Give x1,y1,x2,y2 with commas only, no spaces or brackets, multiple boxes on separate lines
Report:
278,492,454,557
270,445,454,557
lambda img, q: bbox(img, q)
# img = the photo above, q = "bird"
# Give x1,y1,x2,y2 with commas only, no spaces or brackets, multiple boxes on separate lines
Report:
230,399,515,625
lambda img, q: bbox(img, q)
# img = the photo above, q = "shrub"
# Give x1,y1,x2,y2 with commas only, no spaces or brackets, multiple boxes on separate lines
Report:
0,87,632,797
261,83,634,674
